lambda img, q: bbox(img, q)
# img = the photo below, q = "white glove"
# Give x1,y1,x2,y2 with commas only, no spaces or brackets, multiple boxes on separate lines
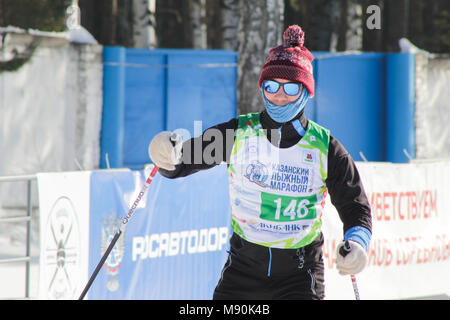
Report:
148,131,182,171
336,240,368,276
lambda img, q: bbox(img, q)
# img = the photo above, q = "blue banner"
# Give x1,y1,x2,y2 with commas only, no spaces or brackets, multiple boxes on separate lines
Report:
88,165,231,299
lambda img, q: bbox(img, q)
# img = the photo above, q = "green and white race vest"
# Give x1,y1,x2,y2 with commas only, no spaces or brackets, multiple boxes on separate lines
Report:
228,113,330,249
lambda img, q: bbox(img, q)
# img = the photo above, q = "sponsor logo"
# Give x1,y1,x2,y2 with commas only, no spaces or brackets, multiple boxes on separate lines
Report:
303,151,314,163
43,196,81,300
101,212,125,292
245,160,269,188
253,221,311,234
132,227,229,261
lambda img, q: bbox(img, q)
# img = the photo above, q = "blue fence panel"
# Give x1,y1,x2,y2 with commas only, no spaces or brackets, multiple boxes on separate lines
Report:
123,50,167,169
385,53,416,163
313,53,387,162
166,50,238,138
100,48,237,170
101,47,126,169
101,48,416,167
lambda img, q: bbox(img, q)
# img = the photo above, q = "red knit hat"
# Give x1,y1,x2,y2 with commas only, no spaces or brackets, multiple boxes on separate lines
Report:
258,25,315,97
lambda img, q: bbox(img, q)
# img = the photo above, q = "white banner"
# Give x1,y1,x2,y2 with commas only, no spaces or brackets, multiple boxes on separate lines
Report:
322,161,450,300
37,171,91,300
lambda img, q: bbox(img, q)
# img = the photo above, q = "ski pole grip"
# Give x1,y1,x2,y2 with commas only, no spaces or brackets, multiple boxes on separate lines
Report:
339,240,351,258
170,132,179,146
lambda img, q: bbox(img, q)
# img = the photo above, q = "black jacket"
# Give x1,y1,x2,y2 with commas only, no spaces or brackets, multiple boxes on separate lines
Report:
159,110,372,236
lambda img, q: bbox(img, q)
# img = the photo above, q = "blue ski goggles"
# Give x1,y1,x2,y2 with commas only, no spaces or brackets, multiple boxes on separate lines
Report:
262,80,302,96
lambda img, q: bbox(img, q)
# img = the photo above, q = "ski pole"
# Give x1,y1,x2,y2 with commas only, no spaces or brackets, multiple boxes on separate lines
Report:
78,165,159,300
339,240,361,300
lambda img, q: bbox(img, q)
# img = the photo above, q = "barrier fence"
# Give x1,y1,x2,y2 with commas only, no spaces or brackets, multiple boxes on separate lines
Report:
1,160,450,299
100,49,416,171
33,161,450,300
0,174,36,299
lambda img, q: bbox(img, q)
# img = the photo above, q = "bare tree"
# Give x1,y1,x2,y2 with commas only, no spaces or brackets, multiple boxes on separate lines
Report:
237,0,284,115
133,0,157,48
345,0,363,50
221,0,240,50
190,0,208,49
331,0,363,51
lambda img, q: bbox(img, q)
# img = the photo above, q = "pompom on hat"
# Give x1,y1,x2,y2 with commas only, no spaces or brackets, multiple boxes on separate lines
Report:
258,25,315,97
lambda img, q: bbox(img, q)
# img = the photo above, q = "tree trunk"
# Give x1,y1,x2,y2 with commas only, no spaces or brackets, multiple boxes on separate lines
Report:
237,0,284,115
190,0,207,49
101,0,118,45
330,0,363,51
345,0,363,50
329,0,342,51
220,0,240,51
133,0,157,48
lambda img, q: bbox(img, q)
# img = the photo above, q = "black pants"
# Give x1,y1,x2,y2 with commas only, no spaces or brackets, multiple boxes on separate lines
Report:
213,232,325,300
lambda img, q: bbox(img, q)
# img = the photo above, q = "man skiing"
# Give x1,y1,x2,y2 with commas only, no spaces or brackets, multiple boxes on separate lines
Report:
148,25,372,300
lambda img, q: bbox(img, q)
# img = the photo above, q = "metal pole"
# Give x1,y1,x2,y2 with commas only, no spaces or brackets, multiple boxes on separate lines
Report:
78,230,122,300
78,165,159,300
25,180,32,299
0,175,36,299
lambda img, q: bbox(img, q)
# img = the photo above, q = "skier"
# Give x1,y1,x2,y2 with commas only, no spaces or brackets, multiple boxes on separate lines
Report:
148,25,372,300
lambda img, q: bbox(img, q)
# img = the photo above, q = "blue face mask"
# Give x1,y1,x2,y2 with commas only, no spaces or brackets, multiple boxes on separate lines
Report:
262,87,309,123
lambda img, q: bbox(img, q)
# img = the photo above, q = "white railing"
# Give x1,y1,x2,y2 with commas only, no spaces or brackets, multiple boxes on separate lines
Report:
0,174,37,299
